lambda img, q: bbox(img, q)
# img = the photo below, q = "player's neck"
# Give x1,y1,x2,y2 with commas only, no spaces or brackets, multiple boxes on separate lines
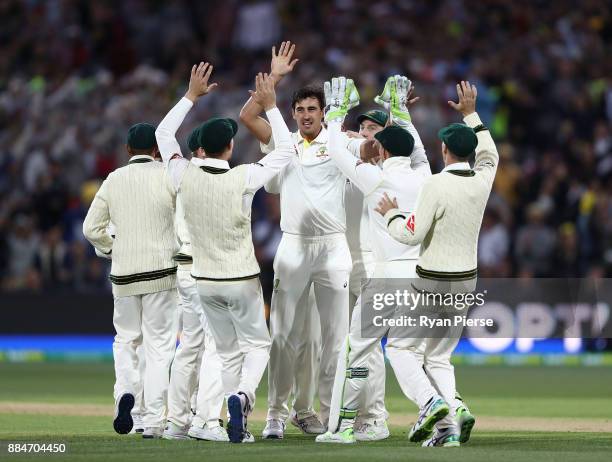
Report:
300,126,322,143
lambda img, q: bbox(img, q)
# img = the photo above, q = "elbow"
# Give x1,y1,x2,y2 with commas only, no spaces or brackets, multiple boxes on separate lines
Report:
239,110,252,127
82,223,93,242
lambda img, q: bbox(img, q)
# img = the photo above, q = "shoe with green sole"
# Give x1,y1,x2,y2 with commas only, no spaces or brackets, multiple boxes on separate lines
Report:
315,428,356,444
456,405,476,443
408,396,450,443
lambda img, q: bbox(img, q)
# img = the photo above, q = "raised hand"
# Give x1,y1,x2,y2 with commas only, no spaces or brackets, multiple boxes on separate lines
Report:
448,80,477,116
185,62,218,102
270,41,299,82
375,75,419,124
374,192,399,216
248,73,277,111
324,76,360,122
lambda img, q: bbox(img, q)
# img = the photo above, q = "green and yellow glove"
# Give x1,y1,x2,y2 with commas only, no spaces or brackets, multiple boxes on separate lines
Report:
324,76,360,123
374,75,412,125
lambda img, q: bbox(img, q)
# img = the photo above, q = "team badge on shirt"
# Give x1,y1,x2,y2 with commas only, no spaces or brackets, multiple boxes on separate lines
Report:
406,215,415,234
316,146,328,159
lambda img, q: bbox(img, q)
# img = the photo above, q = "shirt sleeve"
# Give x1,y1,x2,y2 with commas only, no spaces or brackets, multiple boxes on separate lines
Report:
245,107,295,193
383,177,443,245
260,136,275,154
155,97,192,191
344,134,365,159
464,112,498,188
328,120,382,194
82,178,113,254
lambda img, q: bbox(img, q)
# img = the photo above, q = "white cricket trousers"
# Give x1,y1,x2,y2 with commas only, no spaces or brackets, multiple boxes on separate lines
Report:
268,233,351,424
113,288,177,428
327,260,426,431
385,276,475,429
167,265,224,427
347,251,387,425
197,277,270,407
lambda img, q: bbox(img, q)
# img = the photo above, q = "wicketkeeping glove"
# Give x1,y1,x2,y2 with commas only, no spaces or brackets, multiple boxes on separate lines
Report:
374,75,412,126
324,76,360,123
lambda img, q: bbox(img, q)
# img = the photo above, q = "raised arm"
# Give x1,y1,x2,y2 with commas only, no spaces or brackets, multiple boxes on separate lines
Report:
155,62,218,190
324,76,382,194
239,41,299,146
375,75,430,176
245,73,296,192
83,179,113,255
448,81,499,187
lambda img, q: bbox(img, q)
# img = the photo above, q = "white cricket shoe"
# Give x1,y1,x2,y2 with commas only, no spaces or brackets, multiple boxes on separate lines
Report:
113,393,134,435
188,422,229,442
315,428,356,444
241,430,255,443
162,421,190,440
408,395,450,442
422,426,460,447
354,420,390,441
262,419,285,439
131,413,144,434
290,413,326,435
142,427,164,439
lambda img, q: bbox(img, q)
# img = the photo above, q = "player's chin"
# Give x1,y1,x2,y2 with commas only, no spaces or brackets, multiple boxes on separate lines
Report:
300,122,315,134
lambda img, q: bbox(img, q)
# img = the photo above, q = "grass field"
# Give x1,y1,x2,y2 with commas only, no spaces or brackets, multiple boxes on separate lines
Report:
1,362,611,461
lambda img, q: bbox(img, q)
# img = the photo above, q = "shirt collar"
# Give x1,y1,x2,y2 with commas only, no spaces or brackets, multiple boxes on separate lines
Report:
190,157,207,167
382,156,413,170
200,157,229,170
128,154,155,164
296,126,328,145
443,161,471,172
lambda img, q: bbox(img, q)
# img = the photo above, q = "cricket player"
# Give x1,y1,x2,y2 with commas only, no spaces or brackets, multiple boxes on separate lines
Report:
83,123,178,438
163,127,227,442
343,80,424,440
354,79,475,442
315,76,435,444
344,110,390,441
94,224,146,434
375,81,497,447
240,41,369,437
156,63,295,443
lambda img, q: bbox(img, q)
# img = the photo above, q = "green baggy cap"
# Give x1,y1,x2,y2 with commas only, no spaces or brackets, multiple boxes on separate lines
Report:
127,123,156,150
357,110,388,128
187,127,201,152
374,125,415,157
437,123,477,157
198,118,238,154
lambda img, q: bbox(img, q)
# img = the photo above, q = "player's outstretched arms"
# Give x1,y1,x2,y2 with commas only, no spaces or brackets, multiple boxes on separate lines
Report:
245,73,295,192
448,81,499,187
156,62,217,190
325,76,381,194
239,41,299,147
375,75,430,176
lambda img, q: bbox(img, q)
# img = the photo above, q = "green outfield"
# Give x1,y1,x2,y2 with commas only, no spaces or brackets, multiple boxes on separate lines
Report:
1,362,611,461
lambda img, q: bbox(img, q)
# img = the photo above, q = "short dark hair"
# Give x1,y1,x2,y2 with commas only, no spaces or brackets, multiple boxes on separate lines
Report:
291,85,325,110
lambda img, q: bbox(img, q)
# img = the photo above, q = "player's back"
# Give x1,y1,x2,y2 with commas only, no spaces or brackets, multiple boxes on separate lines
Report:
366,157,427,262
104,159,177,276
417,169,491,275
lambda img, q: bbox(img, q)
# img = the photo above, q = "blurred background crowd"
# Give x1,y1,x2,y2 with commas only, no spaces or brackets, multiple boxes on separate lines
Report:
1,0,611,299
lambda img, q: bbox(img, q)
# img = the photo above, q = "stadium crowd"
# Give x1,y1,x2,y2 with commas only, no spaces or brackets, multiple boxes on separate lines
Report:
1,0,611,296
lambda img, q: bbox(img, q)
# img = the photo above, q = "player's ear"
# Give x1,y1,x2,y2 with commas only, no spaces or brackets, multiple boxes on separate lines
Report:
126,144,133,155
